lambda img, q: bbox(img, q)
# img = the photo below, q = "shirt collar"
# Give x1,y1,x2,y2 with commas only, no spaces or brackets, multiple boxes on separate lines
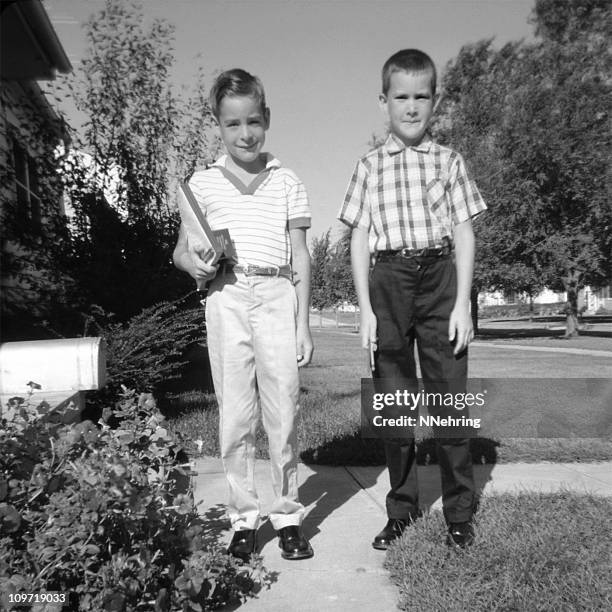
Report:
211,153,281,170
384,133,432,155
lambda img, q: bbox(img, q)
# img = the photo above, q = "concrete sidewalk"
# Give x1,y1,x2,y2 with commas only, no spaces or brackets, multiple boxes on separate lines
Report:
192,458,612,611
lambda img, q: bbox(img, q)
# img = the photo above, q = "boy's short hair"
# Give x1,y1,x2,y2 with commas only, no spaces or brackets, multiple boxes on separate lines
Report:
381,49,437,96
209,68,267,118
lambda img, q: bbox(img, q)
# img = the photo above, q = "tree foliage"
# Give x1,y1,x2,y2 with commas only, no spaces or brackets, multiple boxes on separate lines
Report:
433,0,611,335
310,228,357,313
327,227,357,307
57,0,219,321
310,229,333,311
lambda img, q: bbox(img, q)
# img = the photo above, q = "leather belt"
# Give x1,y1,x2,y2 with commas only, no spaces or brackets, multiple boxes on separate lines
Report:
221,262,293,279
376,244,452,262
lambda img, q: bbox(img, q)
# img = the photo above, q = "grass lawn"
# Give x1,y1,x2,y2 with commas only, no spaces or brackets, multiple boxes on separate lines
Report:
385,492,612,611
165,327,612,464
165,328,612,611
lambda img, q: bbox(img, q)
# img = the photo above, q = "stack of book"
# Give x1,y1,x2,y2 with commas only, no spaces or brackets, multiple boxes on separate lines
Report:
177,181,237,289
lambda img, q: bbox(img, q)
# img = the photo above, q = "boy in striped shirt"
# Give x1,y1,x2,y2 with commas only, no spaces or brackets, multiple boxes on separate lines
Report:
173,69,313,562
338,49,487,549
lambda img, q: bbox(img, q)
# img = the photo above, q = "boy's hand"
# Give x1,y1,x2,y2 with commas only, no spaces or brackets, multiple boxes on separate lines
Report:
360,308,378,370
449,305,473,355
189,247,219,283
296,324,313,367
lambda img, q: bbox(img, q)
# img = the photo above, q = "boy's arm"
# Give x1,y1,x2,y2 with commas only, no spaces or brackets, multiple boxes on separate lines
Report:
449,219,475,355
290,227,314,368
173,222,219,283
351,226,377,355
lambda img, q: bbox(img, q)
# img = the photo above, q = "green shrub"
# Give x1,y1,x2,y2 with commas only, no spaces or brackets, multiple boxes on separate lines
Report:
0,388,268,611
84,298,206,399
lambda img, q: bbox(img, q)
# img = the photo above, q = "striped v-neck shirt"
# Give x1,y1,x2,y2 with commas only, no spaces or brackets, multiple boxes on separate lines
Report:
188,154,311,267
338,134,486,252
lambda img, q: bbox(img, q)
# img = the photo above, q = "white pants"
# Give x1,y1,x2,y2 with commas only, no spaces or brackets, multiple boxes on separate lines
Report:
205,271,305,531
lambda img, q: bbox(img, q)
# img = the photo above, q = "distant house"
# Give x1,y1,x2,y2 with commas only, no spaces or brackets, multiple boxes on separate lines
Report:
479,286,611,315
1,0,72,339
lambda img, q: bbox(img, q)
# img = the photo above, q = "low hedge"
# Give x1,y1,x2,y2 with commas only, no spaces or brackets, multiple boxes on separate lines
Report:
478,302,565,320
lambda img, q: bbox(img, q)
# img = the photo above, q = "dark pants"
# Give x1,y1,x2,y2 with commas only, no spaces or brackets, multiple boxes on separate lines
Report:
370,254,475,524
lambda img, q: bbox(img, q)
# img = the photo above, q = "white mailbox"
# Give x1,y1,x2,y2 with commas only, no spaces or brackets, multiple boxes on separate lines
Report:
0,337,107,396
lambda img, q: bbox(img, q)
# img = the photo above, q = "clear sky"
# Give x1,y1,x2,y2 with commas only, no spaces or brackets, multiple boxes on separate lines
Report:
45,0,536,242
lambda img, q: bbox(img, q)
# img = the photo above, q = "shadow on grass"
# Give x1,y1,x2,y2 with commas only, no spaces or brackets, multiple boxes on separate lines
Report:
476,320,612,340
476,328,565,340
300,433,500,467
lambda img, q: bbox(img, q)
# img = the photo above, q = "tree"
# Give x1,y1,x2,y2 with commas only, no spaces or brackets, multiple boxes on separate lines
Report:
433,0,611,336
56,0,219,321
326,227,357,308
310,228,358,327
310,230,333,315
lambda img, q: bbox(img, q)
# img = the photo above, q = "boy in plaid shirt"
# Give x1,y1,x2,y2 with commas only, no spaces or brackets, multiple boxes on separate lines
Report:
338,49,486,549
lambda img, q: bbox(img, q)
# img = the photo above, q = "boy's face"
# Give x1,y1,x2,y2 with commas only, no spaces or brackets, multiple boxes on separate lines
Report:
215,95,270,168
379,70,436,147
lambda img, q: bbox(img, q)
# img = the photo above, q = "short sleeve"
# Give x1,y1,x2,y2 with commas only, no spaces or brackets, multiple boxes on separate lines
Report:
448,153,487,225
286,172,311,230
338,159,371,230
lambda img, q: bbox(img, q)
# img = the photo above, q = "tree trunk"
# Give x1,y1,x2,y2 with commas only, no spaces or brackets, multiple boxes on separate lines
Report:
335,309,339,329
318,310,323,328
563,271,580,338
565,310,579,337
470,286,479,335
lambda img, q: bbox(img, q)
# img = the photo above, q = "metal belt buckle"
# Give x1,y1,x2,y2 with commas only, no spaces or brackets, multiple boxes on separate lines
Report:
243,263,255,276
270,264,280,277
399,248,413,259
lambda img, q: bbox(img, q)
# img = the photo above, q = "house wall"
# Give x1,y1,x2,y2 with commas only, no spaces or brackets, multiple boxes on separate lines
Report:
1,81,66,215
1,80,72,339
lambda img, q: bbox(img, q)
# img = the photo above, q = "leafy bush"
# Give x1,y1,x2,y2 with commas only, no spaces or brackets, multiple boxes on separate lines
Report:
84,298,206,398
0,388,267,611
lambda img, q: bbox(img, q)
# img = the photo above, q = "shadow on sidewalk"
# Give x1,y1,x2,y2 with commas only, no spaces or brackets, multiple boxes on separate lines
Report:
254,436,499,548
256,462,387,550
198,503,230,548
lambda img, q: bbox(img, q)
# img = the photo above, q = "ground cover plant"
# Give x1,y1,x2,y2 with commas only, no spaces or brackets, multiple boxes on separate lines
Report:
166,328,612,464
0,388,268,611
385,492,612,611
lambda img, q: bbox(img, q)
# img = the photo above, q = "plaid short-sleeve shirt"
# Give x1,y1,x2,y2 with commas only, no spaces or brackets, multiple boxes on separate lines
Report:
338,134,487,252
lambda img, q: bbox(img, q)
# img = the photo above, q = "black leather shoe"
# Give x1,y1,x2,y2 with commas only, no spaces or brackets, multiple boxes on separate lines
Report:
277,525,314,560
446,522,475,549
227,529,257,562
372,518,409,550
